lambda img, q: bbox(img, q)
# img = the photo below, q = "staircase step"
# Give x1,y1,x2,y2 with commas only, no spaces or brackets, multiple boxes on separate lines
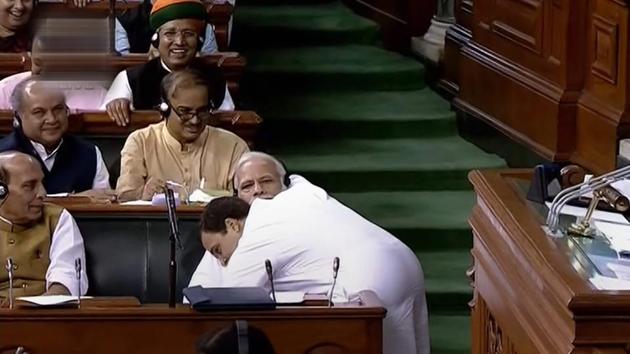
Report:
272,137,505,191
256,90,457,140
331,191,474,250
419,250,472,313
430,315,471,354
234,2,380,48
244,45,425,92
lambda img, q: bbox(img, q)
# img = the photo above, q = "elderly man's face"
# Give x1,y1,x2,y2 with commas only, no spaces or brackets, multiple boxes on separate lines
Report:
165,84,210,144
0,0,33,32
0,155,46,225
201,218,244,266
19,82,68,151
236,159,285,204
157,19,203,71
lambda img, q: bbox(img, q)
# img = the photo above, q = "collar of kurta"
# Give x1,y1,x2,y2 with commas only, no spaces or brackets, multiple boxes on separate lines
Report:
160,120,209,152
0,214,29,233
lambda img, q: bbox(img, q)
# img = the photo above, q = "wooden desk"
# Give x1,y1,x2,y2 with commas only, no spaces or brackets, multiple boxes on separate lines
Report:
0,292,384,354
469,169,630,353
0,110,262,147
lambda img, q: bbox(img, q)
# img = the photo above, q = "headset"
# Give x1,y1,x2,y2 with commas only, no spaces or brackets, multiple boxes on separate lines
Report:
151,31,204,52
0,166,9,201
235,320,249,354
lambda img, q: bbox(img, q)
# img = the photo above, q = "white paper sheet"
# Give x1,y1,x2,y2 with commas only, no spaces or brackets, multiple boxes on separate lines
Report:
545,201,629,224
590,274,630,290
17,295,92,306
120,200,153,206
273,291,305,304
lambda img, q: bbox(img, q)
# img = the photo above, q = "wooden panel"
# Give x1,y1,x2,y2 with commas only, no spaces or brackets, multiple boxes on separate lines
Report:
591,14,619,84
342,0,436,51
490,0,544,54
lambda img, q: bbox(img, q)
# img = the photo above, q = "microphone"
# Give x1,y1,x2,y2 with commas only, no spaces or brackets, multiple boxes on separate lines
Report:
164,185,182,250
328,257,340,307
265,259,277,303
5,257,13,309
598,185,630,212
75,258,82,308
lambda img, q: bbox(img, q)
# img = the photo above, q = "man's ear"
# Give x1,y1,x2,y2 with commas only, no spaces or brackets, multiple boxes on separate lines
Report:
225,218,241,233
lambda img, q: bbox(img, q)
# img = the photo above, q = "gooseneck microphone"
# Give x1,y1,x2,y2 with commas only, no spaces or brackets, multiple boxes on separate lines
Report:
164,185,182,250
5,257,13,309
75,258,82,309
165,184,182,308
265,259,277,303
328,257,340,307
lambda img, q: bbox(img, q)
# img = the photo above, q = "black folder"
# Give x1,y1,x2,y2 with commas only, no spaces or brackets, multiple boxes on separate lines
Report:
183,286,276,311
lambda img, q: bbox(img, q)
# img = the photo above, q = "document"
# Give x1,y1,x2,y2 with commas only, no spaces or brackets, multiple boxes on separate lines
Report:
274,291,305,304
544,201,629,224
17,295,92,306
120,200,153,206
590,274,630,290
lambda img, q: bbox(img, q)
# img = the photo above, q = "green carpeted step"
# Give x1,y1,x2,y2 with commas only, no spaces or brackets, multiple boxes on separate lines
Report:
272,137,505,191
255,90,457,140
234,2,380,48
244,45,425,92
419,250,472,313
430,315,471,354
331,191,474,250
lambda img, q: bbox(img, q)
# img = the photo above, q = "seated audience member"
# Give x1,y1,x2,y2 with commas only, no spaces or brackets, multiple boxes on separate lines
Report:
0,78,113,197
116,68,248,202
0,151,88,304
0,37,108,111
102,0,234,127
189,192,430,354
115,0,218,55
0,0,34,52
197,321,276,354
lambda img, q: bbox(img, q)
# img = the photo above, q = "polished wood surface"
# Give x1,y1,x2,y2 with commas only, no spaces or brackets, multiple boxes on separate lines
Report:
0,110,262,145
341,0,436,51
0,53,246,96
446,0,630,173
469,169,630,353
46,197,206,216
0,292,385,354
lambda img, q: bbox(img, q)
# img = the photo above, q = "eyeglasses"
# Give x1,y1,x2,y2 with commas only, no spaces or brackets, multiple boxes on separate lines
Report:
172,106,215,123
160,29,198,42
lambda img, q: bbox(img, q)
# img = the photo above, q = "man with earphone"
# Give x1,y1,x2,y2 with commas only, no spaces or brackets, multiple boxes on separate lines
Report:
115,68,248,202
101,0,235,127
0,151,88,304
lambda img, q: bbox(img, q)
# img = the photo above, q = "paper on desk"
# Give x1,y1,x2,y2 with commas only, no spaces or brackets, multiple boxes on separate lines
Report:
17,295,92,306
46,193,70,197
120,200,153,206
594,220,630,254
273,291,304,304
590,274,630,290
545,201,629,224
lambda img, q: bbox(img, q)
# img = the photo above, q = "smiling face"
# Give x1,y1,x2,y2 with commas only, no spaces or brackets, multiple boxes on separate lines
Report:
157,18,203,71
0,153,46,225
18,81,68,152
164,84,209,144
0,0,33,32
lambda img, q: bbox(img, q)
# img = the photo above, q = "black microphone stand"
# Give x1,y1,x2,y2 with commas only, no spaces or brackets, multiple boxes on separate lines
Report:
165,186,183,308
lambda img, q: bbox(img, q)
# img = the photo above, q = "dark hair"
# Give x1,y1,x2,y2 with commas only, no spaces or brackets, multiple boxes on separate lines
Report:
200,197,250,234
161,68,217,108
197,322,276,354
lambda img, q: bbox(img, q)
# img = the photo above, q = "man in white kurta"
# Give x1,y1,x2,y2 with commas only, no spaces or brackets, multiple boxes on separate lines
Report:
189,175,430,354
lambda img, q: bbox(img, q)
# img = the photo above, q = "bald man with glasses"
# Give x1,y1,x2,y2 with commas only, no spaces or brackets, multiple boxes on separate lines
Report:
115,69,248,202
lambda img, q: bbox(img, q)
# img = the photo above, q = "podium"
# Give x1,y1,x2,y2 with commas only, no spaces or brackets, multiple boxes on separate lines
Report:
0,292,385,354
469,169,630,353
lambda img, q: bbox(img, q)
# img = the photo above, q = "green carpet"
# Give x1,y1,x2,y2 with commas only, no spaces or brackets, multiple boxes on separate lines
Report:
233,1,506,352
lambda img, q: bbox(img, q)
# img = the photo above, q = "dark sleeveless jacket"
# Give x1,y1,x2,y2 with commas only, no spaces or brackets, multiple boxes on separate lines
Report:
117,0,154,53
126,57,227,110
0,128,97,194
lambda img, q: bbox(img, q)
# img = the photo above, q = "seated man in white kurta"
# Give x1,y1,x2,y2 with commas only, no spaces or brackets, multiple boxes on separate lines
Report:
188,177,430,354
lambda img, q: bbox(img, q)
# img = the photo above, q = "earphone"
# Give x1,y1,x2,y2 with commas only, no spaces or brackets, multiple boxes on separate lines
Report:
151,32,205,51
0,182,8,200
235,320,249,354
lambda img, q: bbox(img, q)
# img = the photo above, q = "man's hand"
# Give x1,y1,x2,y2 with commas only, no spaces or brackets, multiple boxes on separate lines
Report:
105,98,131,127
76,189,117,203
73,0,88,7
142,177,165,201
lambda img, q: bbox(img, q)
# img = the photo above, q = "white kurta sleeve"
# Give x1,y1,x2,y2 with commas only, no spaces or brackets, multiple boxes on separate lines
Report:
100,70,133,109
45,209,88,295
91,146,111,189
188,251,225,288
218,86,235,111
